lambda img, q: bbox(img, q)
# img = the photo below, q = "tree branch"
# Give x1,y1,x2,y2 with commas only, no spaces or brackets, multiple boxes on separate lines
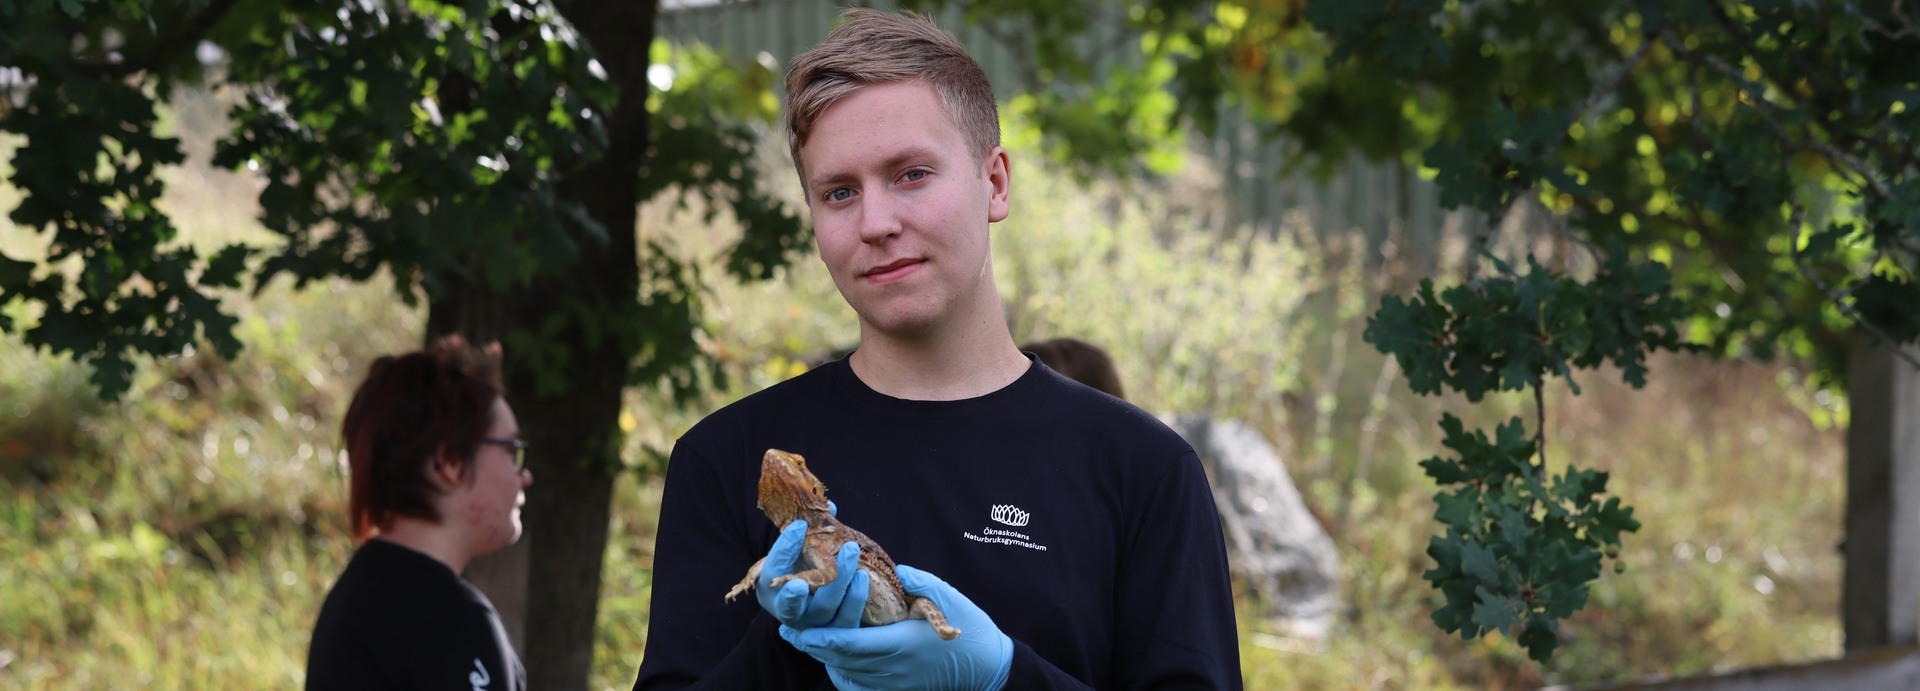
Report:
1525,193,1603,266
1705,1,1841,108
1573,35,1654,123
1684,56,1711,153
1702,1,1920,173
66,0,244,79
1785,200,1920,369
1466,200,1513,288
1533,376,1548,480
1863,0,1920,40
1665,33,1896,200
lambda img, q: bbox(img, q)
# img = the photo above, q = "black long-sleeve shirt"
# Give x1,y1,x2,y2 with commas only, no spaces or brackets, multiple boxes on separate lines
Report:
307,538,525,691
633,356,1242,689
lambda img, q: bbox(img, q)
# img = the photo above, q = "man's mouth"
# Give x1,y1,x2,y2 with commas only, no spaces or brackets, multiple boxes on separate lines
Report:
864,258,921,282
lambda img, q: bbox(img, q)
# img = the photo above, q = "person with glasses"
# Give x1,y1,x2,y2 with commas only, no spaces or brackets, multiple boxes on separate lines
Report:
306,335,533,691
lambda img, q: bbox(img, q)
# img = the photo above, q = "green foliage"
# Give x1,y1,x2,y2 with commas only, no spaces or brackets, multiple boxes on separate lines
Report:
1,0,804,410
212,0,610,301
1317,3,1919,659
620,39,808,403
0,0,246,395
1369,249,1694,400
921,0,1920,371
1,0,595,396
1418,413,1641,662
639,40,806,282
1304,0,1919,372
1364,249,1683,660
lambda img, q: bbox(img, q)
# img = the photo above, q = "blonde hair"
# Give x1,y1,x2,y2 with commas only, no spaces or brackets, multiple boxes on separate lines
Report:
784,8,1000,181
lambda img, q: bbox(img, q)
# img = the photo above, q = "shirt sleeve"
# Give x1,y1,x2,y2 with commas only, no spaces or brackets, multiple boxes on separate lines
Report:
995,449,1243,690
1003,638,1098,689
632,440,827,690
1108,449,1245,689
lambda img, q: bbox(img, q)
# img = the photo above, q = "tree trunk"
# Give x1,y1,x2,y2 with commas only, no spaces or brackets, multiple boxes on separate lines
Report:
521,2,657,688
510,345,625,691
431,2,659,688
1843,332,1920,653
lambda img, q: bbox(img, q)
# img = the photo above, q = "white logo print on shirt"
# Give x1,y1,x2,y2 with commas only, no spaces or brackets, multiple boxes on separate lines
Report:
469,658,491,691
990,504,1030,527
964,504,1048,551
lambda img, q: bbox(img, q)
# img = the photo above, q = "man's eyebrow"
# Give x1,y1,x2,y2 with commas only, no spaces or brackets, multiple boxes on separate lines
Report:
807,146,943,192
807,170,854,194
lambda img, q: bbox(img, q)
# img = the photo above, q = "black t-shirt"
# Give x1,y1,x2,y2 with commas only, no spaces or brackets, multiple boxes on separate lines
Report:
307,538,525,691
633,356,1243,689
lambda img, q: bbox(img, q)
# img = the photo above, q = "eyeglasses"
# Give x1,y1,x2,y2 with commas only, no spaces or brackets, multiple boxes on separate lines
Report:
480,437,531,471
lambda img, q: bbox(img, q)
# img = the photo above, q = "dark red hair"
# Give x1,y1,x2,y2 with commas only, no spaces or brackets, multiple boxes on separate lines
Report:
340,335,504,541
1025,337,1126,400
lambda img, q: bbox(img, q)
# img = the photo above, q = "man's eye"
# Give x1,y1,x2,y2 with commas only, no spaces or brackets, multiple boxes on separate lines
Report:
825,188,853,202
902,170,927,182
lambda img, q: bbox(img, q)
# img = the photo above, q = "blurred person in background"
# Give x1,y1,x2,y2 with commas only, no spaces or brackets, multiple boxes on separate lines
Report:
1022,337,1126,400
306,335,532,691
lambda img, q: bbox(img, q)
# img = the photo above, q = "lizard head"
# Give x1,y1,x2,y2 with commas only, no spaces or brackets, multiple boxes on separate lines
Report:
756,448,832,526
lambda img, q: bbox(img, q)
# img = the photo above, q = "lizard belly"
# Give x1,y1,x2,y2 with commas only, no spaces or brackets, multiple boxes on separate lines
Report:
860,566,912,626
800,527,913,627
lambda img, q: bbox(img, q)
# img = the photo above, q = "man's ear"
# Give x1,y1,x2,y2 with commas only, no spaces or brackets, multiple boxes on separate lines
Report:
985,146,1011,223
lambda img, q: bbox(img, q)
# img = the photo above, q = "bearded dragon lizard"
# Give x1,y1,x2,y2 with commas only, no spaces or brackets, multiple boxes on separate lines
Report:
725,448,960,640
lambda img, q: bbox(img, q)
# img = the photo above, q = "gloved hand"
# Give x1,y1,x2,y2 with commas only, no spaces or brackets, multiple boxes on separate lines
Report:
779,564,1012,691
756,518,872,629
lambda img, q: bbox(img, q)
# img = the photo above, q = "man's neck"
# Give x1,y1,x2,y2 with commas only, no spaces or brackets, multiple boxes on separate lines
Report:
849,315,1029,401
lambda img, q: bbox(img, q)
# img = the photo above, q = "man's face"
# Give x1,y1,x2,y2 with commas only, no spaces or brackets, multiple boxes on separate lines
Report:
798,80,1010,339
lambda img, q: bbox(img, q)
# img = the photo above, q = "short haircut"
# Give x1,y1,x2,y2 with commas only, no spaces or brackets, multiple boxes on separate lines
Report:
784,8,1000,182
1025,337,1126,400
339,335,504,541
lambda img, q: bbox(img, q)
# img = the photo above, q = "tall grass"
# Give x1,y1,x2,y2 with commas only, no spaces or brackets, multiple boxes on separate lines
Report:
0,273,422,688
0,113,1847,689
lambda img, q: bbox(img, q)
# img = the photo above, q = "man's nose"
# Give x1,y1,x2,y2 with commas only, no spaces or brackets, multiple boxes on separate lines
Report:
857,190,902,244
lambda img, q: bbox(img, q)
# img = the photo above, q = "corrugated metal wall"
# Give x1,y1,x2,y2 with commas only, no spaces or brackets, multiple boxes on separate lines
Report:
658,0,1470,269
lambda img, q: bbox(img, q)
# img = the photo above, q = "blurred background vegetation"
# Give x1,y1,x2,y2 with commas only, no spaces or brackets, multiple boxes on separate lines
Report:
0,77,1847,687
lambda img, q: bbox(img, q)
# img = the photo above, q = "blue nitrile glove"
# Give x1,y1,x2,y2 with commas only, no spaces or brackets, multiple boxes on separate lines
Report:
757,518,871,629
779,564,1013,691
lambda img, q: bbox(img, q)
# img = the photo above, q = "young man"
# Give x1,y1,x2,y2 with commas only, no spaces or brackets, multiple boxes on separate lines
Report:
633,9,1241,690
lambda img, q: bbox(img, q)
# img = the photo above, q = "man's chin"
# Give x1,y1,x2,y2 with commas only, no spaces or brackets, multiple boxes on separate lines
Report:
856,308,944,340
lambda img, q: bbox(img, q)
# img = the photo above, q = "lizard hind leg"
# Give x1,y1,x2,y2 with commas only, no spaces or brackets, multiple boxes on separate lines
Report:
725,557,764,602
909,596,962,640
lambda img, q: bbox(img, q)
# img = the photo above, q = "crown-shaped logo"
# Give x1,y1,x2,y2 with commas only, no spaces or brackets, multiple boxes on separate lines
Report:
990,504,1030,527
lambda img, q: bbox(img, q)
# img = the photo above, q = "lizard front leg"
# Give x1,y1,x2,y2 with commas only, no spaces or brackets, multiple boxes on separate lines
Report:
766,557,839,590
767,527,845,590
